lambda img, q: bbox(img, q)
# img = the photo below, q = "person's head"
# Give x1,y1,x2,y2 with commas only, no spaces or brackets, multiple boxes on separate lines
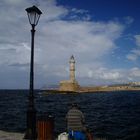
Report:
71,103,79,108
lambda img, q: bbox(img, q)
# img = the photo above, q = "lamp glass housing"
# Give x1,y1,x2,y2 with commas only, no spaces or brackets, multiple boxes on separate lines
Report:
26,5,42,26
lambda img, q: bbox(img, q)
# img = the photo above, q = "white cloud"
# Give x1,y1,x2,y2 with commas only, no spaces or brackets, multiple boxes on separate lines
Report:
77,66,123,81
2,0,24,5
0,0,136,88
126,35,140,61
130,67,140,77
71,8,88,14
126,53,137,61
99,71,121,80
135,35,140,47
124,16,134,24
0,43,30,66
76,66,140,85
68,8,91,21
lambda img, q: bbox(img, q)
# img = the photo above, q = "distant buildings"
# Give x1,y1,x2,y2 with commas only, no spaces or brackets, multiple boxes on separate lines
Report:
129,82,140,86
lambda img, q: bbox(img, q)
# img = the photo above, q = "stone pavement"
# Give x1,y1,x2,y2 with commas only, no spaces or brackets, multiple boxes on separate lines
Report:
0,130,107,140
0,130,24,140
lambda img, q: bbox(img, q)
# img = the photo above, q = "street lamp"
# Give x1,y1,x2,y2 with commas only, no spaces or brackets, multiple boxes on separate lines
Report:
24,5,42,140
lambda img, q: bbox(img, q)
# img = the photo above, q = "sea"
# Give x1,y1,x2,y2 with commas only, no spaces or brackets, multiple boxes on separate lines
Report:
0,90,140,140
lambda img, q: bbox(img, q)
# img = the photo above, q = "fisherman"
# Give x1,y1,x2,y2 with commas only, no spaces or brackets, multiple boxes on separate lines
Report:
66,103,87,140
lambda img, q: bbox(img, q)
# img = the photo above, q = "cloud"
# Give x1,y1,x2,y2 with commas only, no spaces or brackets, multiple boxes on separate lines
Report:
78,66,123,81
124,16,134,24
76,66,140,85
126,53,137,61
36,19,124,85
126,34,140,61
130,67,140,77
65,8,91,21
2,0,23,5
135,35,140,47
0,0,134,88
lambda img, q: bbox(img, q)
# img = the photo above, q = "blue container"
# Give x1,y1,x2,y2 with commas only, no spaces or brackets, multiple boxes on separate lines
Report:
68,130,86,140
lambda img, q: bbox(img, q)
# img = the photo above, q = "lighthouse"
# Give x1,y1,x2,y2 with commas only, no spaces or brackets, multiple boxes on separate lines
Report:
59,55,79,92
69,55,75,82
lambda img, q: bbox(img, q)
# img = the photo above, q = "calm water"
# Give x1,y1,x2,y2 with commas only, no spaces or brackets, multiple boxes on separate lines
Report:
0,90,140,140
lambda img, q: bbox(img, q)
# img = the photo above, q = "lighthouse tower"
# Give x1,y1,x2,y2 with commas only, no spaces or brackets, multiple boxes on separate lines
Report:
69,55,75,82
59,55,79,92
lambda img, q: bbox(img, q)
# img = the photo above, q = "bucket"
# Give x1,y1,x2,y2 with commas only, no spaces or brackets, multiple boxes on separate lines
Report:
58,132,69,140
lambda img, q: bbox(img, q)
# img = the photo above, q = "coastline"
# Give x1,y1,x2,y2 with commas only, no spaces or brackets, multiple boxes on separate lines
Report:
42,86,140,94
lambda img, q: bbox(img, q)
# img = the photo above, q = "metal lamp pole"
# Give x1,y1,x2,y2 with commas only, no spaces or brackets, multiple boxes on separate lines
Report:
24,6,42,140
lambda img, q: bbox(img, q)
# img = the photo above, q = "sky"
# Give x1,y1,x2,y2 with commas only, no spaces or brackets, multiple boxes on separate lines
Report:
0,0,140,89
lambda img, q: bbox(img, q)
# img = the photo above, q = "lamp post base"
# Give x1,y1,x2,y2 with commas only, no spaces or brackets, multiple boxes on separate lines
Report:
24,108,37,140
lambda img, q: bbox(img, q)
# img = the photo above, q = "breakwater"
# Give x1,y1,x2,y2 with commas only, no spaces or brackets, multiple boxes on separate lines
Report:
44,86,140,94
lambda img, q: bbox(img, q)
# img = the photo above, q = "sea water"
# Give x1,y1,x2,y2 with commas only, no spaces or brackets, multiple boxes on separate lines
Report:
0,90,140,140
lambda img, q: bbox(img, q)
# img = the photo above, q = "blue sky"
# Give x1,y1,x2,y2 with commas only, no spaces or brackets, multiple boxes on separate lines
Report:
0,0,140,89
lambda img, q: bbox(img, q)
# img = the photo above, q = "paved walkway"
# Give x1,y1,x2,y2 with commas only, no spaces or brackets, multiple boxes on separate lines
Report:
0,130,107,140
0,130,24,140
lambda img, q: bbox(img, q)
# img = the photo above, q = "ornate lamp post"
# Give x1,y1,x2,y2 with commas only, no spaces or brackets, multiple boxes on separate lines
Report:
24,6,42,139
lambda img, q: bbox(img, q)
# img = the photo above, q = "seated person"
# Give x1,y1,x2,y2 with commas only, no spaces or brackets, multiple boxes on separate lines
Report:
66,103,87,140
